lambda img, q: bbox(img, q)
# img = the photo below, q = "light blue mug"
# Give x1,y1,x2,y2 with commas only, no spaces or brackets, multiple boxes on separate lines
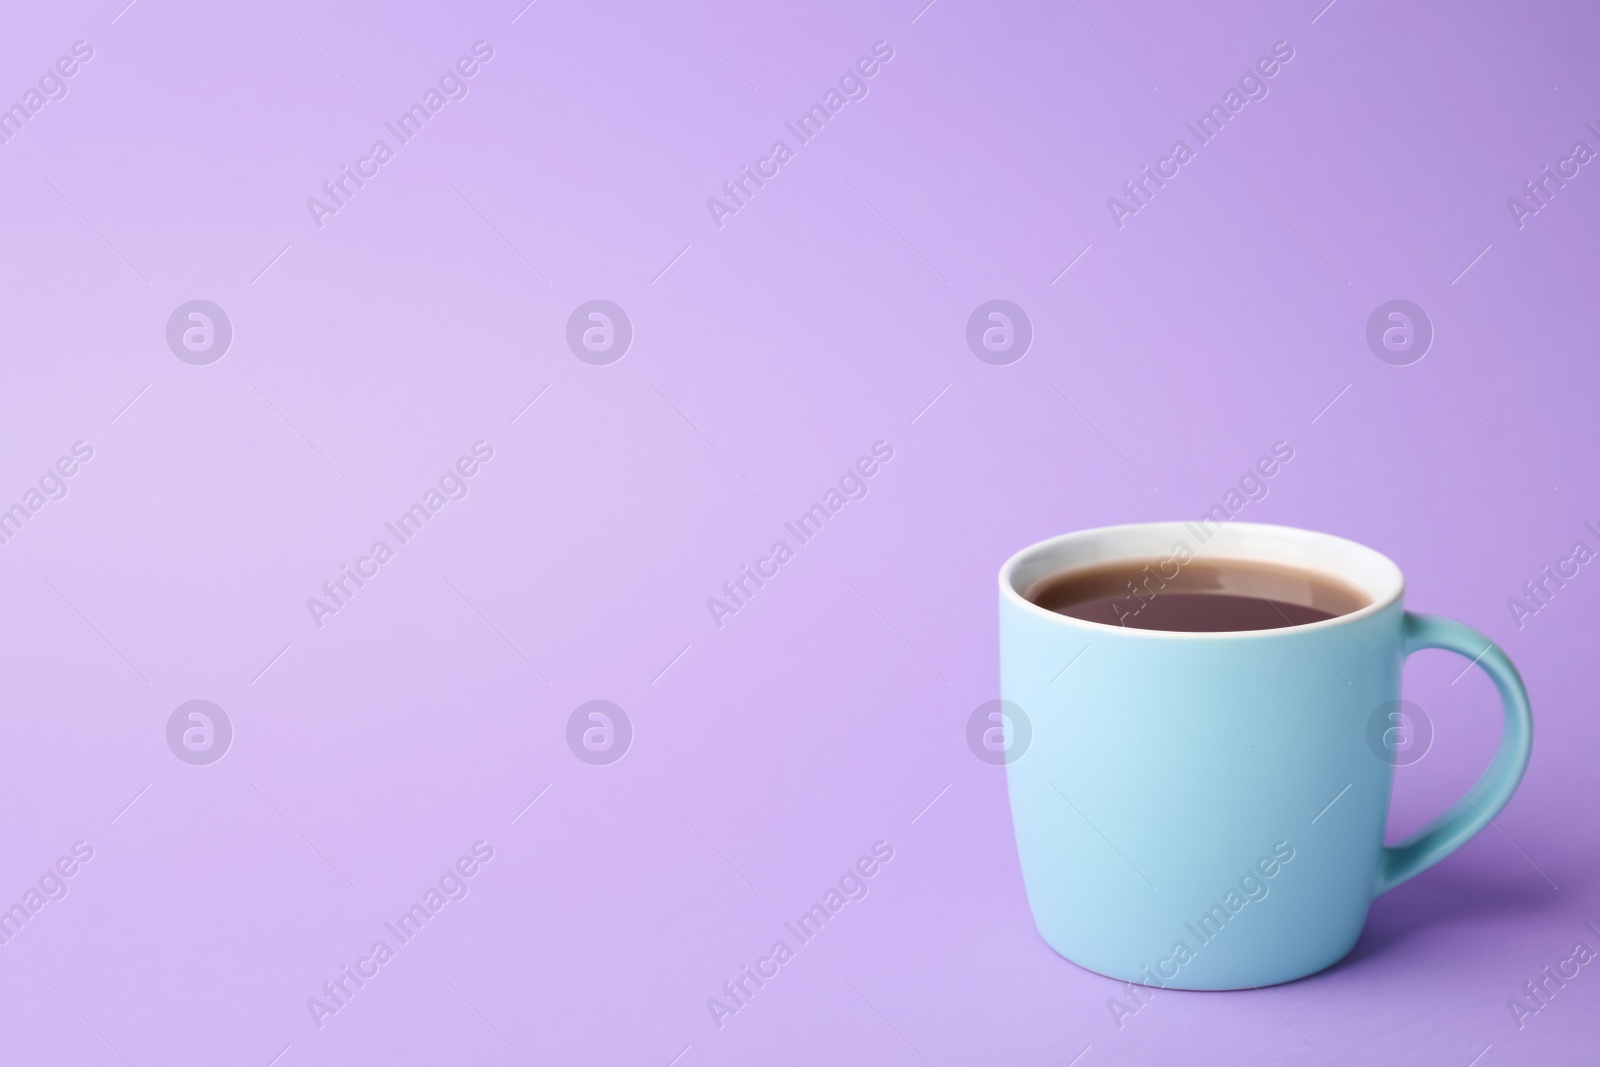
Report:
997,522,1532,989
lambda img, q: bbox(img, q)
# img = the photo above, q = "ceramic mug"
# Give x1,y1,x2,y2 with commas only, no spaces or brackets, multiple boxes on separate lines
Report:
997,521,1532,989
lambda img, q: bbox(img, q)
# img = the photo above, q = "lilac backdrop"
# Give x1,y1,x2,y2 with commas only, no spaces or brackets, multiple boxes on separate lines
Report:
0,0,1596,1063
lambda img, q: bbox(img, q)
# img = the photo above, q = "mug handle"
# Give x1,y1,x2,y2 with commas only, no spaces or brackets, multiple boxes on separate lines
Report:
1375,612,1534,894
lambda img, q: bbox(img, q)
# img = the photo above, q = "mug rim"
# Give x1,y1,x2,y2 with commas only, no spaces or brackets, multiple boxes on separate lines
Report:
998,521,1406,640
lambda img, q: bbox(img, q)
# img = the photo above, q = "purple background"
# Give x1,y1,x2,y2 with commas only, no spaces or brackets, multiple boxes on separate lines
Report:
0,0,1596,1063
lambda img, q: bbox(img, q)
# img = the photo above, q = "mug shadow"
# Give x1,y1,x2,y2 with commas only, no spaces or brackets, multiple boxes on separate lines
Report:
1328,861,1574,974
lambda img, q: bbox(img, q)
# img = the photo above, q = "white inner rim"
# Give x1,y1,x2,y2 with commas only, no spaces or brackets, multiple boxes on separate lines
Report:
1000,521,1405,638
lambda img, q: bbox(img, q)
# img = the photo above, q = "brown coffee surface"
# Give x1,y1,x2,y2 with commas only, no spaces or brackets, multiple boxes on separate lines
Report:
1025,556,1371,632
